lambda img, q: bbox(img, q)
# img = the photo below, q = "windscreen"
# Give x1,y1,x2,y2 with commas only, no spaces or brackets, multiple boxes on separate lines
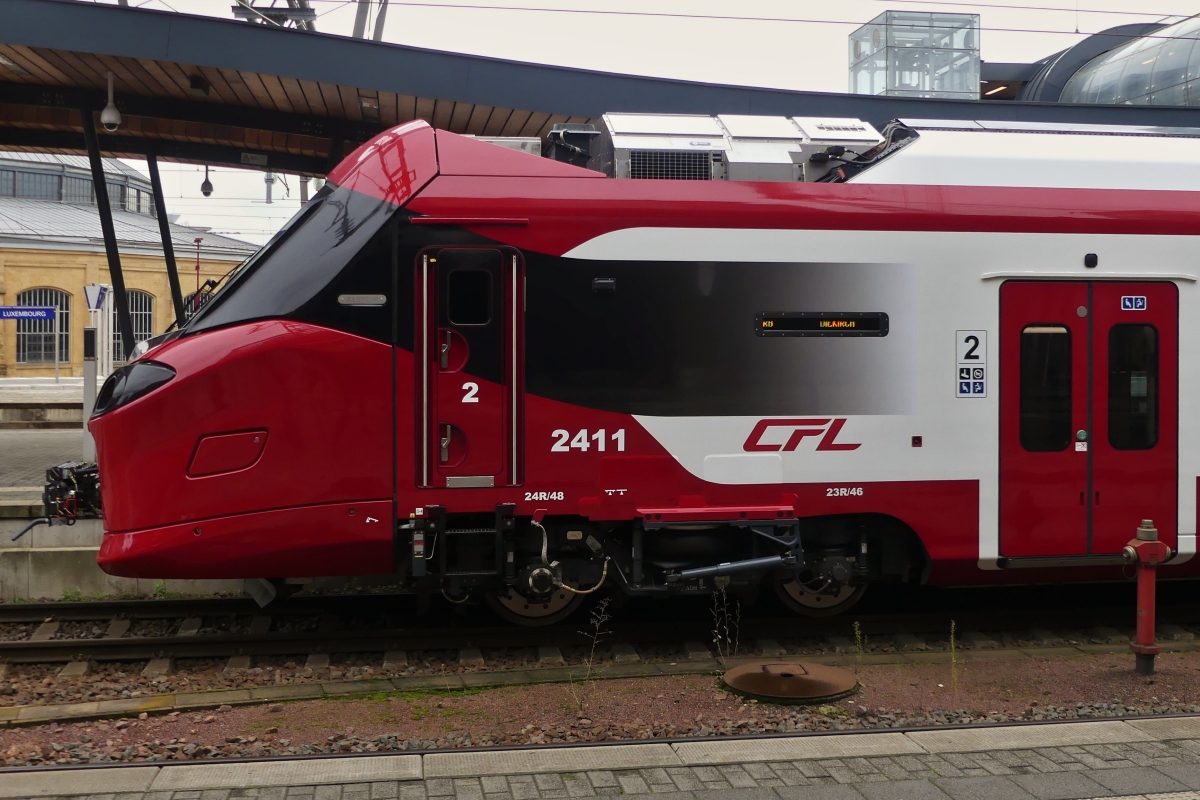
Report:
184,182,399,334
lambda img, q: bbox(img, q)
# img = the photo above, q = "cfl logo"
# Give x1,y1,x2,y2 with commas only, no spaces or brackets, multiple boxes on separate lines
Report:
743,419,861,452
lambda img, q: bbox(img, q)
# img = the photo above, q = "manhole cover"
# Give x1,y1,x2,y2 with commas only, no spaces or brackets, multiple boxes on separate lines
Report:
723,660,858,704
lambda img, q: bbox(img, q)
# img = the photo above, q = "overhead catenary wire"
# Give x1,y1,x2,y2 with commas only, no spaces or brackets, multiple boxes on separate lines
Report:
267,0,1200,42
886,0,1190,18
116,0,1200,42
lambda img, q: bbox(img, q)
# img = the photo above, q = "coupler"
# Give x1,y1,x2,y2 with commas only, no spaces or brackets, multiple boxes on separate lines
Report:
1122,519,1171,676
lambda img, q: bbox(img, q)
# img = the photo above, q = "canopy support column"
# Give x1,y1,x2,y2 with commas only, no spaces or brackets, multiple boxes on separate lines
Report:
147,153,186,327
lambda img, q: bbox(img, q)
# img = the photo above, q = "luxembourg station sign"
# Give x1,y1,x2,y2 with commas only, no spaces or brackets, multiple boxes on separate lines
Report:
0,306,55,320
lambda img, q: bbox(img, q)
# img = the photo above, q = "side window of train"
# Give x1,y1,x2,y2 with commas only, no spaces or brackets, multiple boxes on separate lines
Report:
291,220,396,344
1109,324,1158,450
448,269,492,326
438,249,501,326
1020,324,1072,452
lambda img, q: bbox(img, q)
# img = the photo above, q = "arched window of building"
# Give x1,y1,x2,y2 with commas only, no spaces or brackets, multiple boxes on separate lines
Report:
182,290,212,321
112,290,155,362
15,288,70,364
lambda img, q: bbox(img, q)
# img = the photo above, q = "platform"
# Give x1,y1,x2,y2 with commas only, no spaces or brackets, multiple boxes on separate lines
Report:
2,717,1200,800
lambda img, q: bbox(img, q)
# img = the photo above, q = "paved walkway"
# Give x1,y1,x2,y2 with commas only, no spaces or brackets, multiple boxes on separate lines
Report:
4,717,1200,800
0,429,84,503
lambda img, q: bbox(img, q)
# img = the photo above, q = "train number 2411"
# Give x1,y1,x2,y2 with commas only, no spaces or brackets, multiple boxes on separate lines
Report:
551,428,626,452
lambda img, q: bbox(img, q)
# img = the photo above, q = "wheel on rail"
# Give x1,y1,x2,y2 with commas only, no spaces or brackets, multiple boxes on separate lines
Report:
773,577,867,618
485,585,585,627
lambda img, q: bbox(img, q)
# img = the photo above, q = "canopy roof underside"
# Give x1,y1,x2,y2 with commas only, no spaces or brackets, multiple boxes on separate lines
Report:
3,0,1200,177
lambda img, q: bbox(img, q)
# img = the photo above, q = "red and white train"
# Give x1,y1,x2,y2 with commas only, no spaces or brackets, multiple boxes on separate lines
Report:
90,114,1200,624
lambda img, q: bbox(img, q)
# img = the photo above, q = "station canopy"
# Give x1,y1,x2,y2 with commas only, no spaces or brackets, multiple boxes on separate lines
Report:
4,0,1200,177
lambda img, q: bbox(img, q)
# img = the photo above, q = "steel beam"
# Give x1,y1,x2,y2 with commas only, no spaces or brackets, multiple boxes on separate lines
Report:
81,109,136,360
6,0,1200,130
0,127,331,176
146,153,186,328
0,82,381,143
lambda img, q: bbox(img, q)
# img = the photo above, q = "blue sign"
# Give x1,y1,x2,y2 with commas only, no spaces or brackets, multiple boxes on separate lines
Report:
973,381,986,394
0,306,54,320
1121,296,1147,311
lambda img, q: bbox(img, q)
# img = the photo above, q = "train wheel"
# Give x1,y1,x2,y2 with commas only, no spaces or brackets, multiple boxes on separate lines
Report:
486,585,585,627
774,577,866,618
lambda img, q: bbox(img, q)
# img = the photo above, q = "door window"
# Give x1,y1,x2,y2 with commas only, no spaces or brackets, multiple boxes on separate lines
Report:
1019,325,1073,452
1108,324,1158,450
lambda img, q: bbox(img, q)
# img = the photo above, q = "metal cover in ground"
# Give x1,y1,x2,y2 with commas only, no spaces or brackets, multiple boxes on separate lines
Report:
723,660,857,703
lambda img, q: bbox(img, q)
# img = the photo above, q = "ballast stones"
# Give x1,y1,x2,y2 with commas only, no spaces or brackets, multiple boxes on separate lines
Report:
723,660,858,704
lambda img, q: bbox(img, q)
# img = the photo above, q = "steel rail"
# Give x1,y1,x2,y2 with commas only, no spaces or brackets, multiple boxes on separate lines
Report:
1,600,1198,664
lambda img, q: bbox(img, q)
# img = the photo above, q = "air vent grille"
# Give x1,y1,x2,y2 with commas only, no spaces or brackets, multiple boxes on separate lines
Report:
629,150,713,180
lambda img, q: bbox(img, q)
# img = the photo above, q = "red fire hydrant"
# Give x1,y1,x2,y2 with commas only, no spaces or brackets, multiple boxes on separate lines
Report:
1123,519,1172,676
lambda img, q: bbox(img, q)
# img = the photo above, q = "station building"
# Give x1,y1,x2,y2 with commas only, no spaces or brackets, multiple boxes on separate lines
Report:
0,152,255,378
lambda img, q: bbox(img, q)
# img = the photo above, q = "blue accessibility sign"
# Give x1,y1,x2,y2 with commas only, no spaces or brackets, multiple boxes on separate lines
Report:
0,306,54,320
1121,296,1147,311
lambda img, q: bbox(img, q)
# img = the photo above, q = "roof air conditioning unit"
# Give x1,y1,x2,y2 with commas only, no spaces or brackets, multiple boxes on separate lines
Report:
592,113,882,182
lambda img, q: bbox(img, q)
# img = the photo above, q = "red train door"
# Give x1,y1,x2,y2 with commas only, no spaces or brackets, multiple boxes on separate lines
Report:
418,248,522,488
999,281,1177,557
1090,283,1177,553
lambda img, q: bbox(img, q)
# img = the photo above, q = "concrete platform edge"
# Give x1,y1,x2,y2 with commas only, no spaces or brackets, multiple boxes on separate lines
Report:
5,714,1200,797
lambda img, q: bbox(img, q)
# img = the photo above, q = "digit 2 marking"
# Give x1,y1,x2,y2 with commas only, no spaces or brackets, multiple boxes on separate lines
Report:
461,382,479,403
963,335,980,360
551,429,569,452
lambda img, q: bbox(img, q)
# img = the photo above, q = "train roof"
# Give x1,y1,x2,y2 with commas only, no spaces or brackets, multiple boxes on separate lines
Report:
852,119,1200,191
331,118,1200,212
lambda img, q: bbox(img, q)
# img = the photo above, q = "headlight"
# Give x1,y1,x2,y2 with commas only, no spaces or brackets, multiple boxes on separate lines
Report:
129,339,150,360
93,361,177,417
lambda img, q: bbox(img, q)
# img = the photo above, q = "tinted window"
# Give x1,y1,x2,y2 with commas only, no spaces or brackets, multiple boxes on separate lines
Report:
448,270,492,326
1020,325,1072,452
1109,324,1158,450
185,183,396,334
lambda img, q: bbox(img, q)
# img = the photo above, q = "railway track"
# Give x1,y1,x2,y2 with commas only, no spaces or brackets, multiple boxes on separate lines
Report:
1,584,1199,667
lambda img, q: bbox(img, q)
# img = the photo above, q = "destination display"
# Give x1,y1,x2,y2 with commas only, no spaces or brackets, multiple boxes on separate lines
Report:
755,311,888,337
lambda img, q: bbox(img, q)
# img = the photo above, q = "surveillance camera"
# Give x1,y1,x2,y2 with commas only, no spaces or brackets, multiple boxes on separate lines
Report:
200,179,213,198
100,102,121,133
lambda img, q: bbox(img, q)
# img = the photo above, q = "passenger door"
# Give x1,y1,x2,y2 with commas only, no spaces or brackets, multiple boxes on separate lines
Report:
999,281,1177,557
418,247,522,488
1089,283,1177,554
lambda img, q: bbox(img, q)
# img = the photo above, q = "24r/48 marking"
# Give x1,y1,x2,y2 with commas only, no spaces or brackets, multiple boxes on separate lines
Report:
525,491,565,501
827,487,864,497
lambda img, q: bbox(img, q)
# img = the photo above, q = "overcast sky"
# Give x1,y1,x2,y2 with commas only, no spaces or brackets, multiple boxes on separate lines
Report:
106,0,1200,245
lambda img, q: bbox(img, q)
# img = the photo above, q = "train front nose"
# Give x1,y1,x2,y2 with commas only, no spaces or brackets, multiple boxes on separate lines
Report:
92,321,396,579
93,120,439,581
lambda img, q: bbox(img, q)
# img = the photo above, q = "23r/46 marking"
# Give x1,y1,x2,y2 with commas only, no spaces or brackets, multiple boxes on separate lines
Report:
551,428,626,452
826,487,864,497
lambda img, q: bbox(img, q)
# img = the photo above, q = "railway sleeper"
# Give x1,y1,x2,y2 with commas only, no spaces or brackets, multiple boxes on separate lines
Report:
391,506,928,625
